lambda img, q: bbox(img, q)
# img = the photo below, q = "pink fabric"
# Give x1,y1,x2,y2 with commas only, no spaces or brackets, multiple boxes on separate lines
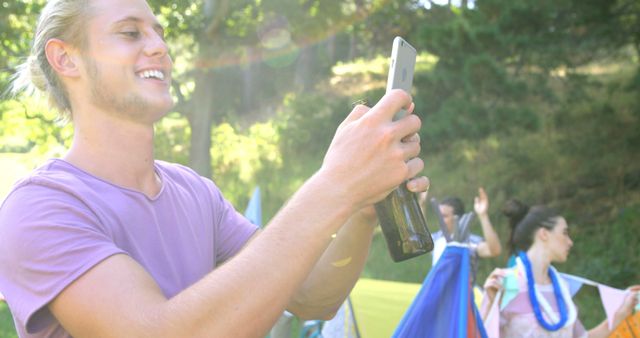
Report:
597,284,627,330
482,290,501,338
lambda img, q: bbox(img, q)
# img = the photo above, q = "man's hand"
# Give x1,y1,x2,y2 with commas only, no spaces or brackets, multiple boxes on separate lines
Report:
358,175,431,223
320,89,424,212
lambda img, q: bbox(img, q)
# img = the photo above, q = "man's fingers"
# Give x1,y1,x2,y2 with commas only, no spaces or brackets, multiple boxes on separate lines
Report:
400,131,423,161
369,89,412,122
343,104,370,124
406,176,429,193
406,102,415,115
402,133,420,144
405,157,425,181
395,114,422,144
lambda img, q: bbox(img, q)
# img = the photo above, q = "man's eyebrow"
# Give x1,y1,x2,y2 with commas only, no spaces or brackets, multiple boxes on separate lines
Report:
114,16,165,35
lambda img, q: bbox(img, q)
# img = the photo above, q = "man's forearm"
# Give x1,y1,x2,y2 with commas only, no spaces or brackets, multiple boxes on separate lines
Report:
287,210,377,319
164,172,360,336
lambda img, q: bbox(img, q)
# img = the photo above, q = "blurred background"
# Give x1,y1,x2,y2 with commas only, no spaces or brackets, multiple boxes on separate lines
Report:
1,0,639,336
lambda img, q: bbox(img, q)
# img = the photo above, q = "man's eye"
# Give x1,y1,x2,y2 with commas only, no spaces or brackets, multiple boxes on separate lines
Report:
122,31,140,38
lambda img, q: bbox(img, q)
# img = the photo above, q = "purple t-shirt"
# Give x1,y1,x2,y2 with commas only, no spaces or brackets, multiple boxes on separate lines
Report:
0,159,258,337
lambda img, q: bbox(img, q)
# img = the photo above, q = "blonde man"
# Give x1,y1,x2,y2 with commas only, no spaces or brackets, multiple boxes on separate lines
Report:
0,0,428,337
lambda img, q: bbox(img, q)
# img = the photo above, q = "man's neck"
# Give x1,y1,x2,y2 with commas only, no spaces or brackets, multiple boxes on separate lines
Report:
64,108,161,197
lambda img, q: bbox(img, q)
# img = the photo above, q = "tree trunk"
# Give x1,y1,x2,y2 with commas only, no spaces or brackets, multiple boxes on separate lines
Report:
242,46,259,112
188,72,215,177
294,45,314,92
326,34,336,65
349,31,357,60
185,0,228,178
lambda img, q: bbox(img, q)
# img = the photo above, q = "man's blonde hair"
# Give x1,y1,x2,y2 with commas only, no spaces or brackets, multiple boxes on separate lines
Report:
11,0,91,120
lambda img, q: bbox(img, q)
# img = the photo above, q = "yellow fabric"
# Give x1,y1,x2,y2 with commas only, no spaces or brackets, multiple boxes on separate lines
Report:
609,311,640,338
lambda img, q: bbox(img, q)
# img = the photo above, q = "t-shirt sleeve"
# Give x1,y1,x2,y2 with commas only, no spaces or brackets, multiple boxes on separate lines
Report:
205,180,259,264
0,184,125,334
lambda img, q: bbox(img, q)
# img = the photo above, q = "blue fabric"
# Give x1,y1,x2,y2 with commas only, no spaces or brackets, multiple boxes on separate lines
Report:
393,245,488,338
519,251,568,331
560,273,586,297
244,186,262,227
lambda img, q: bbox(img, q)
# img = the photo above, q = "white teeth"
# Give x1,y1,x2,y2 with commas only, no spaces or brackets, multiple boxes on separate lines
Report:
138,70,165,80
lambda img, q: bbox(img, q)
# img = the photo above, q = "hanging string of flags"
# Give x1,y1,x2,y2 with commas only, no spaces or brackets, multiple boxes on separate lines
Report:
559,273,640,330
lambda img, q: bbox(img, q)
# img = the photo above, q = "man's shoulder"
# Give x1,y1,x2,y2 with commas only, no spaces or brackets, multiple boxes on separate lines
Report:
4,159,88,196
155,160,207,184
0,160,109,235
155,160,194,174
154,160,223,199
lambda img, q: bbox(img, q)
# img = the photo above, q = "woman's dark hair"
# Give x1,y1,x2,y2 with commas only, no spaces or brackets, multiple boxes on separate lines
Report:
440,197,465,216
502,199,560,254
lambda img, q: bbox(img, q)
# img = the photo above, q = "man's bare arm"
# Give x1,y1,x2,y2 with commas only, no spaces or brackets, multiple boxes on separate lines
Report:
49,90,423,337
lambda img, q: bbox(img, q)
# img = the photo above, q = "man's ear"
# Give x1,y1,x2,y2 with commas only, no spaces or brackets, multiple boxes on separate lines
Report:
45,38,81,78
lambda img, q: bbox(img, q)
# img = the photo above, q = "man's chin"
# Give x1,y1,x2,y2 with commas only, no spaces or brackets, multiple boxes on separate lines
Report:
151,102,175,122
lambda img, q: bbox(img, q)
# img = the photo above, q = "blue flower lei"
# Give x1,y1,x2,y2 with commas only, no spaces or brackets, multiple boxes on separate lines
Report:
518,251,568,331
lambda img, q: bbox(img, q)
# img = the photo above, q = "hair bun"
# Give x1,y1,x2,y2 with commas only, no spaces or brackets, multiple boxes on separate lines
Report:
502,199,529,228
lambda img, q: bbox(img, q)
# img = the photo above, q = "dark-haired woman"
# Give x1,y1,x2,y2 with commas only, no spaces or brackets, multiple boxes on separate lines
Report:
481,200,639,338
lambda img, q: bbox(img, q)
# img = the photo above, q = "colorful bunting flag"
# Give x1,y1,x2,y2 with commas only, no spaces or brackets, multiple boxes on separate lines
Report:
244,187,262,227
598,284,630,330
500,270,520,310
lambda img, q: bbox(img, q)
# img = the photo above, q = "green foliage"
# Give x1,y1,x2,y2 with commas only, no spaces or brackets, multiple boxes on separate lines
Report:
0,0,44,90
0,98,72,157
0,303,17,338
207,119,286,219
154,112,191,165
276,92,350,173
